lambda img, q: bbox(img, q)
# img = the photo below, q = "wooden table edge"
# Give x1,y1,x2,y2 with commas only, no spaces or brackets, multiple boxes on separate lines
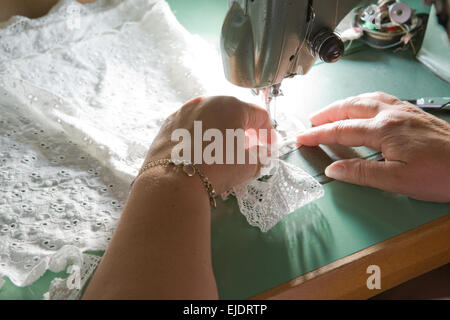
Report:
251,214,450,300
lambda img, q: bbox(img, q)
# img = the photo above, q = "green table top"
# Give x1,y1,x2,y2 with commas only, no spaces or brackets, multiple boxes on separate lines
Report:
210,38,450,299
170,0,450,300
1,0,449,300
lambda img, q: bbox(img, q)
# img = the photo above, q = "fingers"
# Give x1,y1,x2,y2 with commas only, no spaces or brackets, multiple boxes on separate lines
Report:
245,104,276,146
309,91,402,126
245,144,269,176
184,96,205,106
297,118,381,150
310,97,383,126
357,91,401,104
246,103,273,129
325,158,406,194
215,96,275,144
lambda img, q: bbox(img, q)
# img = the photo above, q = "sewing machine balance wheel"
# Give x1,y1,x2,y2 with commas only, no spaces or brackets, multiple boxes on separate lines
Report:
311,29,345,63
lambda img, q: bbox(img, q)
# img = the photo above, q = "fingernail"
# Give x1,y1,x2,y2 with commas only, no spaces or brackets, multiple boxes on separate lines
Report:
325,163,346,180
308,112,319,122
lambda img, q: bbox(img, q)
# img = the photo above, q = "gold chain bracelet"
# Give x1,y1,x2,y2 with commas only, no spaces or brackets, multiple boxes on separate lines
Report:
135,159,217,208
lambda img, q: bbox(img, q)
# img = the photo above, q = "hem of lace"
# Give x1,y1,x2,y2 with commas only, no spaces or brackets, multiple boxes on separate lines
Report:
43,252,101,300
0,246,101,300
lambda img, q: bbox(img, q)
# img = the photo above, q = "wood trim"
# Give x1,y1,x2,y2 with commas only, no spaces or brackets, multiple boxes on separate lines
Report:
251,214,450,300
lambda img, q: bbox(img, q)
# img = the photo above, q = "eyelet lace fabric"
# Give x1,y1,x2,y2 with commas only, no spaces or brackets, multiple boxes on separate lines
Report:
0,78,124,289
0,0,323,298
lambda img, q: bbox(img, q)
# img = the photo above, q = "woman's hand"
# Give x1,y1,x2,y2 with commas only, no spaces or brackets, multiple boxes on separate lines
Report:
84,96,274,300
297,92,450,202
144,96,274,194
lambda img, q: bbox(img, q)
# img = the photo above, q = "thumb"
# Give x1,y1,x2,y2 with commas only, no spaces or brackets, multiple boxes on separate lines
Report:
325,158,406,194
244,144,271,177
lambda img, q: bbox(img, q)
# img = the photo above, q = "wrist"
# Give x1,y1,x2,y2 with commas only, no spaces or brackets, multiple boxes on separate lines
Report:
131,164,211,207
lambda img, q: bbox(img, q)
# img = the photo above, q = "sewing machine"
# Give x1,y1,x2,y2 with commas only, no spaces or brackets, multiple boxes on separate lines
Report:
219,0,432,153
220,0,366,100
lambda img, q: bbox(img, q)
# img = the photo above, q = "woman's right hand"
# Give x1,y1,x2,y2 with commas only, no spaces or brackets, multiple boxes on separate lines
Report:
143,96,275,194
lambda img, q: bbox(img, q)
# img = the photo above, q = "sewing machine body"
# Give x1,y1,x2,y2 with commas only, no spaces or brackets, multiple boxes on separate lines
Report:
220,0,366,89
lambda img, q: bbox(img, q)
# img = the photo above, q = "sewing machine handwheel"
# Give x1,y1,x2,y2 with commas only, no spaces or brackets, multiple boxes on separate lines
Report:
311,29,345,63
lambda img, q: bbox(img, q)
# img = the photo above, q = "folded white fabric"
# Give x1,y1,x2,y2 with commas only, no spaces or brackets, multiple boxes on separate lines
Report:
0,0,323,296
0,0,212,289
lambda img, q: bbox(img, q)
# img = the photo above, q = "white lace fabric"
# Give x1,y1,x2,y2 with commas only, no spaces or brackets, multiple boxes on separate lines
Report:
0,0,215,294
43,249,101,300
232,159,324,233
0,0,323,298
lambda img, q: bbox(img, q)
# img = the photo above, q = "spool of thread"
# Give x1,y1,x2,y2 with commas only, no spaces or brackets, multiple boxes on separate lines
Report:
389,2,412,24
